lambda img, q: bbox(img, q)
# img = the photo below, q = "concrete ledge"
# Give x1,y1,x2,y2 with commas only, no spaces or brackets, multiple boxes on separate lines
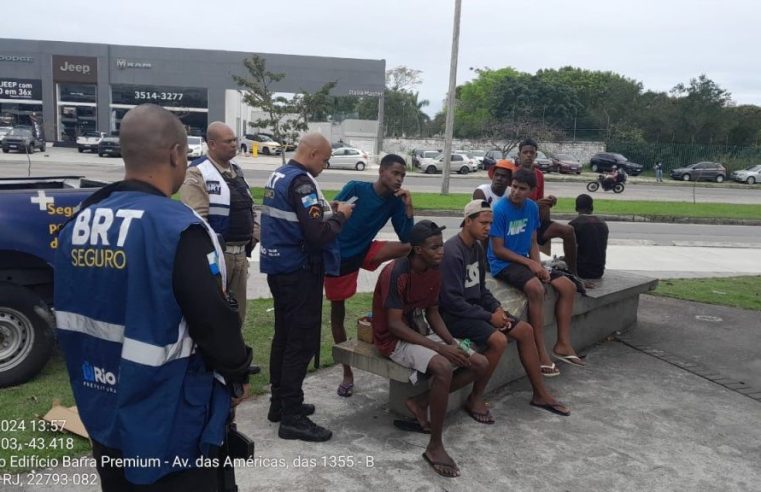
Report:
333,270,658,417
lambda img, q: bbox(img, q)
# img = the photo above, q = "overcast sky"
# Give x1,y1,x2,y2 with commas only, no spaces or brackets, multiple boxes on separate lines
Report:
4,0,759,116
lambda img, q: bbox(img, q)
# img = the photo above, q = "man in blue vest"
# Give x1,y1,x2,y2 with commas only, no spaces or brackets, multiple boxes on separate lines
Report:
55,104,253,490
180,122,258,327
261,133,354,442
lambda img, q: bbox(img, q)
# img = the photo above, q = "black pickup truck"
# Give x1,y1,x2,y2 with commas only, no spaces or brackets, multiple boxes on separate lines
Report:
0,176,104,387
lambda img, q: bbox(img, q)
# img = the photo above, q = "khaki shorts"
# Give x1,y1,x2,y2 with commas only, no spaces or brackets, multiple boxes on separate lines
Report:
389,334,447,374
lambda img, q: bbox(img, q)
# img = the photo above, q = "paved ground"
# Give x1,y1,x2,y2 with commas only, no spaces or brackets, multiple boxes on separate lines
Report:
11,295,761,491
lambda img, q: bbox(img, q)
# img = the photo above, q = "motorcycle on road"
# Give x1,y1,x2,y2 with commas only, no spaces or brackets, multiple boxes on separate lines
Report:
587,174,625,193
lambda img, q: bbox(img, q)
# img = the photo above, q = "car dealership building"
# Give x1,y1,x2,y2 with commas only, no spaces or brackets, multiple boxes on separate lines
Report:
0,38,384,145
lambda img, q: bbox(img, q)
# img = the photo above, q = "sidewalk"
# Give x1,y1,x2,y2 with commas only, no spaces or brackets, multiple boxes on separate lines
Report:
17,298,761,491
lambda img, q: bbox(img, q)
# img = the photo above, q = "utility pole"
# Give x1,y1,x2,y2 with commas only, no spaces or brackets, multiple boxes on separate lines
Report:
375,90,385,164
440,0,462,195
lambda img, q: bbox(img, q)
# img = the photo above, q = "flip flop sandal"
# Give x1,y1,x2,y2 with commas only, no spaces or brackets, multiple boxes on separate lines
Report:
337,382,354,397
552,352,586,367
465,407,496,424
393,419,431,434
530,400,571,417
540,363,560,377
422,452,460,478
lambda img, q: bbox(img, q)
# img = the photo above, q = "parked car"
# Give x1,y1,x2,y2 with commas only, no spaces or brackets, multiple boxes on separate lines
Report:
257,132,296,151
0,126,12,143
730,164,761,185
241,133,282,155
76,131,106,153
0,176,106,387
550,153,582,174
412,149,440,168
468,150,486,169
98,135,122,157
423,153,478,174
589,152,644,176
506,148,553,172
482,150,504,172
187,136,208,159
669,161,726,182
327,147,368,171
1,128,45,154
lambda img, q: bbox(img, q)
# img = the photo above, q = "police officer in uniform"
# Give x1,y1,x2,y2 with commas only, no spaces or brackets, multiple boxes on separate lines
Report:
261,133,354,442
55,104,252,491
180,121,258,327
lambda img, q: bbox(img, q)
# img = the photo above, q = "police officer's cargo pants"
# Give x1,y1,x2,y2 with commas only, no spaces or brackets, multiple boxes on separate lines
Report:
267,268,323,416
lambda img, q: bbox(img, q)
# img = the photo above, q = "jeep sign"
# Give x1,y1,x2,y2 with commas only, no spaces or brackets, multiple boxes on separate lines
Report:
53,55,98,83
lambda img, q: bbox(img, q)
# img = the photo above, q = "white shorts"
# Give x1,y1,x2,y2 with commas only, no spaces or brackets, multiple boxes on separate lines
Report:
389,334,446,374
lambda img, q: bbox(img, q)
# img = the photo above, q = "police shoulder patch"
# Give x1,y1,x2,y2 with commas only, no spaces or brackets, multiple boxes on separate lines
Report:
207,251,220,276
301,193,319,208
308,205,322,219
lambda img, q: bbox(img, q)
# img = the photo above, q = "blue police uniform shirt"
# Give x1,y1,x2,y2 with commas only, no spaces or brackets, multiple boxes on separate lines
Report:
260,163,340,275
487,197,540,276
55,189,229,485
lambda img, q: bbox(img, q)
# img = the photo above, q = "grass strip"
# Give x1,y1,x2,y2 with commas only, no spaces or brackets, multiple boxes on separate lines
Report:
652,276,761,311
250,188,761,220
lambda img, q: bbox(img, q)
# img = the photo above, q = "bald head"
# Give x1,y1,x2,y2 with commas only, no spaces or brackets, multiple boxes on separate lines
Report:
207,121,231,141
120,104,186,170
206,121,237,165
294,133,331,177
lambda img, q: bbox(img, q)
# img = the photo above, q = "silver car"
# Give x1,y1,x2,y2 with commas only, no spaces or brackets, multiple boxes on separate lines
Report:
730,164,761,185
327,147,368,171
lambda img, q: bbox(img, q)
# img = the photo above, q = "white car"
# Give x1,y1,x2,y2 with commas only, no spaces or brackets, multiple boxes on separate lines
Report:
422,153,478,174
187,136,208,159
241,133,282,155
76,131,106,153
327,147,368,171
730,164,761,185
0,126,12,143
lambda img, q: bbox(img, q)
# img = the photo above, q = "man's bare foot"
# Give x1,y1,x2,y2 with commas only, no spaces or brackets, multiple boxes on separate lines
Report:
404,398,430,432
464,394,495,424
422,446,460,478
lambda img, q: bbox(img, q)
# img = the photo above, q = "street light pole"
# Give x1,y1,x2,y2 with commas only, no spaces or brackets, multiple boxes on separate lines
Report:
440,0,462,195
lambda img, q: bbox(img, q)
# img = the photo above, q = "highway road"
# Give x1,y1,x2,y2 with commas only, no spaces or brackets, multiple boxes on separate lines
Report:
2,148,761,205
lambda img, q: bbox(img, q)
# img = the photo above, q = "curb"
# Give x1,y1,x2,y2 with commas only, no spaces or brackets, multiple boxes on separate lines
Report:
416,209,761,226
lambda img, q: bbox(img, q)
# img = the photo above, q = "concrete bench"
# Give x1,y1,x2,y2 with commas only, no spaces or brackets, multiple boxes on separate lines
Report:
332,270,658,416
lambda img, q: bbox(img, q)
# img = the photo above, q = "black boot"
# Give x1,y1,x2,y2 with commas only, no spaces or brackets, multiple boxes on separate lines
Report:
278,415,332,442
267,403,316,423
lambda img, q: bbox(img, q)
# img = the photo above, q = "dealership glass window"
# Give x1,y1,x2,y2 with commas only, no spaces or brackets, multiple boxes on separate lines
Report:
109,84,209,136
56,83,98,143
109,107,207,137
0,103,44,128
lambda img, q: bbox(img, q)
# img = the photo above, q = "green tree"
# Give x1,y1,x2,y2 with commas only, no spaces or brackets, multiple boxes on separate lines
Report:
233,54,335,162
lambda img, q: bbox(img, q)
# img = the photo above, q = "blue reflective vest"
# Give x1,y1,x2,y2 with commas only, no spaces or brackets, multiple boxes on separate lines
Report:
54,190,230,485
260,163,340,275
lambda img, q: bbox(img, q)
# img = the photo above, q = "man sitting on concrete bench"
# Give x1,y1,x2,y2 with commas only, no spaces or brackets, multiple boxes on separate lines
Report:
488,168,586,374
439,200,570,416
372,220,489,478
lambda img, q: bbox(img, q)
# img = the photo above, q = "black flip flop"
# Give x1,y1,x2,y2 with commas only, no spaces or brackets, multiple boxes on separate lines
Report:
393,419,431,434
465,407,496,424
422,452,460,478
530,401,571,417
